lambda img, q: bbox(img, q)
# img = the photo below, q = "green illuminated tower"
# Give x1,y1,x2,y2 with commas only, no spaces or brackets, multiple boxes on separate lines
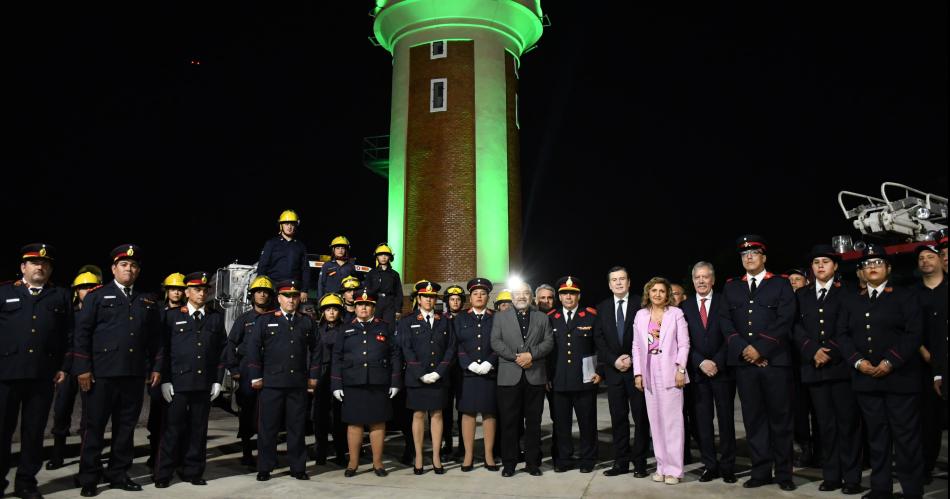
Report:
371,0,544,284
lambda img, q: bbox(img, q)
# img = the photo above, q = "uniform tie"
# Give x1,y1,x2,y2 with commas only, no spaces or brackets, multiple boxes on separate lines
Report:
425,314,432,329
870,289,878,301
818,288,827,304
699,298,708,329
30,288,41,296
567,310,573,324
749,277,757,294
193,310,203,322
123,286,132,299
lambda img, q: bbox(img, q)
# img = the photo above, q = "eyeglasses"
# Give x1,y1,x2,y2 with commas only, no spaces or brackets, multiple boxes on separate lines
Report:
740,250,763,257
861,258,886,269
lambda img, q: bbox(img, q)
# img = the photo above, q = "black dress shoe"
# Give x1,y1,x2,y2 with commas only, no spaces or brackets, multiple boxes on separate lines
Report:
153,480,170,489
373,468,388,477
256,472,270,482
721,472,737,483
460,464,474,472
554,464,573,473
579,465,593,473
501,468,515,477
841,483,863,495
45,458,64,471
344,468,357,478
819,481,842,491
109,479,142,492
80,486,98,497
290,472,309,481
190,478,207,486
413,467,425,475
527,467,543,476
433,466,446,475
603,466,629,476
12,488,42,499
699,469,721,482
743,477,772,488
632,469,649,478
778,480,796,491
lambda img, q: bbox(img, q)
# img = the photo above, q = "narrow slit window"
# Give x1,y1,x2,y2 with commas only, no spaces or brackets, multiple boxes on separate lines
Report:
430,78,447,112
431,40,446,59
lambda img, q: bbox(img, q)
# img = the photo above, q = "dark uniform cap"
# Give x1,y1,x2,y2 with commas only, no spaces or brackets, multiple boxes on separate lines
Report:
110,244,142,263
736,234,767,253
859,243,888,264
808,243,841,263
444,285,465,301
466,277,493,293
21,243,55,262
556,275,581,294
414,280,441,297
915,243,939,256
184,271,210,287
275,280,301,295
784,268,807,278
353,287,377,305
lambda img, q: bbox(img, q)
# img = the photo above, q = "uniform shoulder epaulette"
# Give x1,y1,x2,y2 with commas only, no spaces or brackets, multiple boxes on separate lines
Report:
546,308,556,316
180,306,188,313
585,307,598,315
86,284,105,294
12,280,23,287
764,272,777,280
833,281,842,288
416,313,424,320
274,310,283,317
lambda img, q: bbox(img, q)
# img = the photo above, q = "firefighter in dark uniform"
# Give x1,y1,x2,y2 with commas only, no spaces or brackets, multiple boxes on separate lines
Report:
547,276,602,473
454,277,500,471
790,245,862,494
339,275,360,323
257,210,311,302
153,272,226,488
73,244,163,497
331,288,402,477
364,243,403,330
931,231,948,401
785,267,820,468
399,280,455,474
719,235,796,491
245,280,320,482
441,284,465,461
912,241,946,483
838,244,925,499
47,268,101,471
223,275,274,466
317,236,356,298
146,272,187,467
312,293,348,466
0,244,72,499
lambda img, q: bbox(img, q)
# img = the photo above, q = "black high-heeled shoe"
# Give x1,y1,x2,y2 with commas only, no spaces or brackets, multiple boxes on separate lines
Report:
484,461,500,472
433,466,446,475
460,463,474,472
413,467,425,475
373,467,388,477
344,468,357,477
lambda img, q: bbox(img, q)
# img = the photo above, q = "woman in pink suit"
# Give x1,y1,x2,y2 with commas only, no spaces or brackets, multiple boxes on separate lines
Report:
633,277,690,484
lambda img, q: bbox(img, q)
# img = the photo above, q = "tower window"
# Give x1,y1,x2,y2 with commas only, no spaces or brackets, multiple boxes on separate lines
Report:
431,40,446,59
430,78,447,112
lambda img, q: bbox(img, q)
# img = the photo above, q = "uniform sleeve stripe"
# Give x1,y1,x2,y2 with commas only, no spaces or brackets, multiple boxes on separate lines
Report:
888,348,903,361
757,333,778,344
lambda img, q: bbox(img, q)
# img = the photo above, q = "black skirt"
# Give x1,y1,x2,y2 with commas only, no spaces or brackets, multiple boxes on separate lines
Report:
406,385,448,411
457,375,497,414
341,385,392,424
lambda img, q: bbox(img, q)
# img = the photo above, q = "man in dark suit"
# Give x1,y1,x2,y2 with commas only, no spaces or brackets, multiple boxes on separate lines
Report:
720,235,796,491
913,241,947,483
490,281,553,477
594,266,650,478
790,245,862,494
679,261,736,483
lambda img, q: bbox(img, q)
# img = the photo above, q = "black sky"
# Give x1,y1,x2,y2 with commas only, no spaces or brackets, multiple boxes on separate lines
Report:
7,2,947,306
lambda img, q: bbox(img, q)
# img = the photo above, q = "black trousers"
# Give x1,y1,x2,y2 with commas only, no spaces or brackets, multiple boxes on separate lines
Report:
257,387,307,474
605,379,650,470
545,389,557,460
0,379,54,490
146,384,166,461
497,377,544,469
856,391,924,496
808,379,861,485
692,379,736,474
155,391,211,480
236,377,258,440
78,376,146,486
682,383,701,458
920,372,944,473
552,390,597,467
50,374,81,437
312,378,345,458
793,369,820,452
735,365,793,482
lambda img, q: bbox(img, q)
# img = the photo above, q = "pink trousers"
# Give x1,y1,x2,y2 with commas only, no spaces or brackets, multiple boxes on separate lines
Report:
644,354,685,477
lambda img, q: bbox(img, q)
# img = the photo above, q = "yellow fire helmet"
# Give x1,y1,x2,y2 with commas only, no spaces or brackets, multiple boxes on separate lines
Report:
162,272,187,289
318,293,345,310
278,209,300,224
329,235,351,248
374,243,394,263
72,271,102,288
340,275,361,290
249,275,275,293
494,289,513,304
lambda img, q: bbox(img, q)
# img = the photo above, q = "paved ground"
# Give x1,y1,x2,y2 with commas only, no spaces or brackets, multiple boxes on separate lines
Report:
7,389,948,498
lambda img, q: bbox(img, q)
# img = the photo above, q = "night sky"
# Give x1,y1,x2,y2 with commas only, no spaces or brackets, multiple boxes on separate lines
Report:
8,2,947,306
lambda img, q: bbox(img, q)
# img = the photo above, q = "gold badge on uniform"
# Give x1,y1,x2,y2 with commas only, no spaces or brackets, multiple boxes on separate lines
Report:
127,246,135,256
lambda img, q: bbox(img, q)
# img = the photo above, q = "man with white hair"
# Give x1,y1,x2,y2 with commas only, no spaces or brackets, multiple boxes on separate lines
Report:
491,281,553,477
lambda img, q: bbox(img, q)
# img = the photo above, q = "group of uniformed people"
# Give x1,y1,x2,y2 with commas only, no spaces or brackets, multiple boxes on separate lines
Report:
0,208,946,499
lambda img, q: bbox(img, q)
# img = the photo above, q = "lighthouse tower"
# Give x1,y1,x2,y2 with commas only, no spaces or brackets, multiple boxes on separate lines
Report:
372,0,544,284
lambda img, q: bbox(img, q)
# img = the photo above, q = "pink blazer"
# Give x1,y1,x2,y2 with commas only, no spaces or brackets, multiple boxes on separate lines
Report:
632,306,691,389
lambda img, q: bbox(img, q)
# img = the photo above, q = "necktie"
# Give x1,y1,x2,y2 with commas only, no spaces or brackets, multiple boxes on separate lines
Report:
699,298,708,329
287,313,294,324
123,286,132,299
425,314,431,329
193,310,203,322
30,288,41,296
750,277,757,294
870,289,878,301
567,310,573,325
818,288,827,304
616,300,625,343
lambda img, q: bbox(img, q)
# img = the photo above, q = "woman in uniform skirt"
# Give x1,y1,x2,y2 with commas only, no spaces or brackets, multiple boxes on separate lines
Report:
398,280,456,474
331,289,402,477
453,278,500,471
312,293,347,465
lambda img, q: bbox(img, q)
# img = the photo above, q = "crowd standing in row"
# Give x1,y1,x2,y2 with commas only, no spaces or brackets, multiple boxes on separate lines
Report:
0,210,946,499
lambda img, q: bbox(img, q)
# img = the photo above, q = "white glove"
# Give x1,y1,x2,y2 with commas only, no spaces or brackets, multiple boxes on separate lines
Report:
425,372,441,384
333,390,344,401
210,383,222,401
161,383,175,403
421,373,433,384
388,387,399,398
478,362,493,375
468,362,481,374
